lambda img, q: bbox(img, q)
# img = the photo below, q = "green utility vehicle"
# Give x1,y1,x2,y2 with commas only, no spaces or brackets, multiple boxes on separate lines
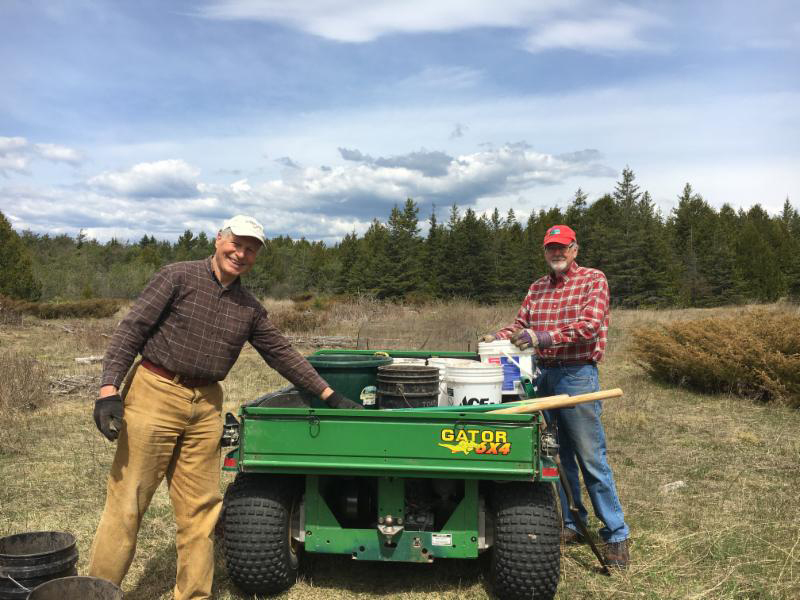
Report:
220,350,562,600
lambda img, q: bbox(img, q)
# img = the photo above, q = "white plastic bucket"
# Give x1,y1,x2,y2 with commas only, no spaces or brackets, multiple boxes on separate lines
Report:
478,340,535,396
446,363,504,406
428,358,481,406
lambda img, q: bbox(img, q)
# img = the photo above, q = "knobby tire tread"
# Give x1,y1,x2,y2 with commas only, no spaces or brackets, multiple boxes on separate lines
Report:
490,482,560,600
222,474,301,595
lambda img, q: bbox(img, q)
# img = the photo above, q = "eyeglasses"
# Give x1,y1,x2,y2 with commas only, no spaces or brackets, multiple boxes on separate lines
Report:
544,242,576,253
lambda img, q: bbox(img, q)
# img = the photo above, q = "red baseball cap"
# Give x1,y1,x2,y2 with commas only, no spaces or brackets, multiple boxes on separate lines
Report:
543,224,576,247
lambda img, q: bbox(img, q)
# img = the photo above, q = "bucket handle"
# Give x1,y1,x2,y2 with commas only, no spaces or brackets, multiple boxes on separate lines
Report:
498,347,537,379
0,570,31,594
394,383,415,409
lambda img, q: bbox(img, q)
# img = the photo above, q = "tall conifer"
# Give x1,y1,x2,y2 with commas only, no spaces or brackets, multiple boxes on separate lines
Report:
0,211,42,301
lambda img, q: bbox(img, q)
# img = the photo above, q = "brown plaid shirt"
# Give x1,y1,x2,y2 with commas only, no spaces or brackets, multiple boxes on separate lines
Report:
101,257,328,395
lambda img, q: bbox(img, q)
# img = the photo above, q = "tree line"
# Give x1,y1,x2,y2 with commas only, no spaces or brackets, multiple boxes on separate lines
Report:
2,168,799,307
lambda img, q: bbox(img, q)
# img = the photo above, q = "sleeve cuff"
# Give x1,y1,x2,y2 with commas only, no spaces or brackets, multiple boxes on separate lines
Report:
101,373,125,388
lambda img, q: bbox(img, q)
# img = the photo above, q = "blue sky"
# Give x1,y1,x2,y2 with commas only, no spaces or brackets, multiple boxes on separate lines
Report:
1,0,798,243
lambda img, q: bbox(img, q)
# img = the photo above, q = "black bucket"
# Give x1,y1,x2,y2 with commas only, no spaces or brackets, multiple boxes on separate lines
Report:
0,532,78,600
376,365,440,409
27,576,122,600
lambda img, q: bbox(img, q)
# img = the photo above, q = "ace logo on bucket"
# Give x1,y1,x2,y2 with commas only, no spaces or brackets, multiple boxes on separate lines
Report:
448,387,491,405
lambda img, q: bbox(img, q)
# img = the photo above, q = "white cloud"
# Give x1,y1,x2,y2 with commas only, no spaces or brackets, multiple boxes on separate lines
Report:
34,143,82,164
1,143,613,241
200,0,566,42
0,137,28,152
0,136,83,176
199,0,664,53
188,143,614,219
88,159,201,198
524,6,665,53
397,66,484,90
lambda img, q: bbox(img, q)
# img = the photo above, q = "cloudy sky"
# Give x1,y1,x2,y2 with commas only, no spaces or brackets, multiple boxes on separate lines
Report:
1,0,798,243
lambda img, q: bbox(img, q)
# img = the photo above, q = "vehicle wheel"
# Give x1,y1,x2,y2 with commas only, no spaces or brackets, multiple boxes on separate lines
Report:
489,482,560,600
222,474,303,595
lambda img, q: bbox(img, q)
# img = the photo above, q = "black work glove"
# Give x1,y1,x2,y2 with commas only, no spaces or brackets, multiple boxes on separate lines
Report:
94,394,124,441
325,391,364,410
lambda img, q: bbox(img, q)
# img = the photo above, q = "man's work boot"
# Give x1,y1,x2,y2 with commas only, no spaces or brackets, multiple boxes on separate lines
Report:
604,539,630,569
560,527,585,545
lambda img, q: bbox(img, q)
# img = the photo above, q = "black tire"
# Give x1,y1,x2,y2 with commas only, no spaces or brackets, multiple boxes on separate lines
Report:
490,482,560,600
222,474,303,595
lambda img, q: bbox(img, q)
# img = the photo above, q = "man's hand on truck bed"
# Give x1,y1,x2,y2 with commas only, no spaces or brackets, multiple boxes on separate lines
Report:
324,391,364,410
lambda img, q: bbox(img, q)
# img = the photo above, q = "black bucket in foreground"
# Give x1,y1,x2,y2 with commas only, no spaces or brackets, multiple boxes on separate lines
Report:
0,532,78,600
377,364,440,409
27,576,122,600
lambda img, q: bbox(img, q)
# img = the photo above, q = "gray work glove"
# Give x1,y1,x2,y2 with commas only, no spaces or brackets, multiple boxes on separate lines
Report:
94,394,124,441
479,333,496,343
325,391,364,410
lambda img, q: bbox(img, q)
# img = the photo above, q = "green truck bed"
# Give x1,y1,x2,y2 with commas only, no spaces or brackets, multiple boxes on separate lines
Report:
231,406,557,482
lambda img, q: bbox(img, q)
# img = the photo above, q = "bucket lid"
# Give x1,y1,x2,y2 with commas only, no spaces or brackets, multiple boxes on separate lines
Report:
445,365,504,383
378,364,439,374
446,363,503,375
428,357,481,367
478,340,534,354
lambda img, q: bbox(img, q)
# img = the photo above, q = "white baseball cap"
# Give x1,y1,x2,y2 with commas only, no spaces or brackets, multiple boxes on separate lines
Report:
221,215,266,245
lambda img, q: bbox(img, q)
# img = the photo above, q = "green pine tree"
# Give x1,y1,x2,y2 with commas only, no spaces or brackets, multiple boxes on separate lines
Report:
333,232,360,294
0,211,42,301
736,205,785,301
385,199,422,298
422,209,447,298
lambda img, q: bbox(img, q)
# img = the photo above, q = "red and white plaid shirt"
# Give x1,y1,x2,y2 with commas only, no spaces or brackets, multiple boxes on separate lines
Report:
495,261,610,363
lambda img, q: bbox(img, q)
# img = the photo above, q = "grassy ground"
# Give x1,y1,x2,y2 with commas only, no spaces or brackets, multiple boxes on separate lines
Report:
1,300,798,599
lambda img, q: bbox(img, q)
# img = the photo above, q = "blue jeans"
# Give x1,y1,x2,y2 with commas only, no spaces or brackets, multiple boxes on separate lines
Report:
538,363,629,543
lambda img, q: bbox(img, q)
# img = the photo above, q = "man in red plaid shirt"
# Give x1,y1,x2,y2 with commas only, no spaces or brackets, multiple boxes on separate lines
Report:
482,224,630,568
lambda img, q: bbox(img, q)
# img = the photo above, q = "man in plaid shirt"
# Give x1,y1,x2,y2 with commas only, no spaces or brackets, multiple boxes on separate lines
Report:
89,215,360,599
482,224,630,568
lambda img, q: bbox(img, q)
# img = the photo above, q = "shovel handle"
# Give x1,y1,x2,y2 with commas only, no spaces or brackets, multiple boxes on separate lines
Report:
488,388,623,414
486,394,570,414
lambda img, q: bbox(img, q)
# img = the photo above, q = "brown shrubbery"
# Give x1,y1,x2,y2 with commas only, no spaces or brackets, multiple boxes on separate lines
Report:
267,294,331,333
632,307,800,407
0,351,51,454
0,351,49,412
0,295,122,319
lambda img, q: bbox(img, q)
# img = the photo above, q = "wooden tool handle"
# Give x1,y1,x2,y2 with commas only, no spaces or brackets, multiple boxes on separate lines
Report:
488,388,623,414
487,394,570,414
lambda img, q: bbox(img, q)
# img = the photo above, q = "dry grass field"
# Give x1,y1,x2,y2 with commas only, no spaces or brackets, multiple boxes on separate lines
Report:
1,299,799,599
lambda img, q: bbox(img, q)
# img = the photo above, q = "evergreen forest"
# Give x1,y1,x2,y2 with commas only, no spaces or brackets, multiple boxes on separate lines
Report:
3,168,799,308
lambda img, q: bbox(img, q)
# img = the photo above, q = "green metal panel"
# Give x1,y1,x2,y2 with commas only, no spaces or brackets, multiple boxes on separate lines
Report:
239,407,539,481
377,477,405,519
303,476,480,561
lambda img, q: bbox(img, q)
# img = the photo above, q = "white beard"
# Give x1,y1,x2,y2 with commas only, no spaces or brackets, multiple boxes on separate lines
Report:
548,259,569,273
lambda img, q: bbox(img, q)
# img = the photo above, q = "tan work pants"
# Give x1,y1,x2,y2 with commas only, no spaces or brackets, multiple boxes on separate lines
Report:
89,366,223,600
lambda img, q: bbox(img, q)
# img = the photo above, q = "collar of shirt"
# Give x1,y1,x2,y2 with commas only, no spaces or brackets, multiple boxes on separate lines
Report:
205,256,242,293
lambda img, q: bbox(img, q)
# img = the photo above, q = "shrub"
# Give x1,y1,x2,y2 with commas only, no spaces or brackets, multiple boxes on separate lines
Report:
269,306,328,333
0,295,24,325
290,292,314,304
632,307,800,407
0,351,52,455
0,351,49,412
0,297,123,319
